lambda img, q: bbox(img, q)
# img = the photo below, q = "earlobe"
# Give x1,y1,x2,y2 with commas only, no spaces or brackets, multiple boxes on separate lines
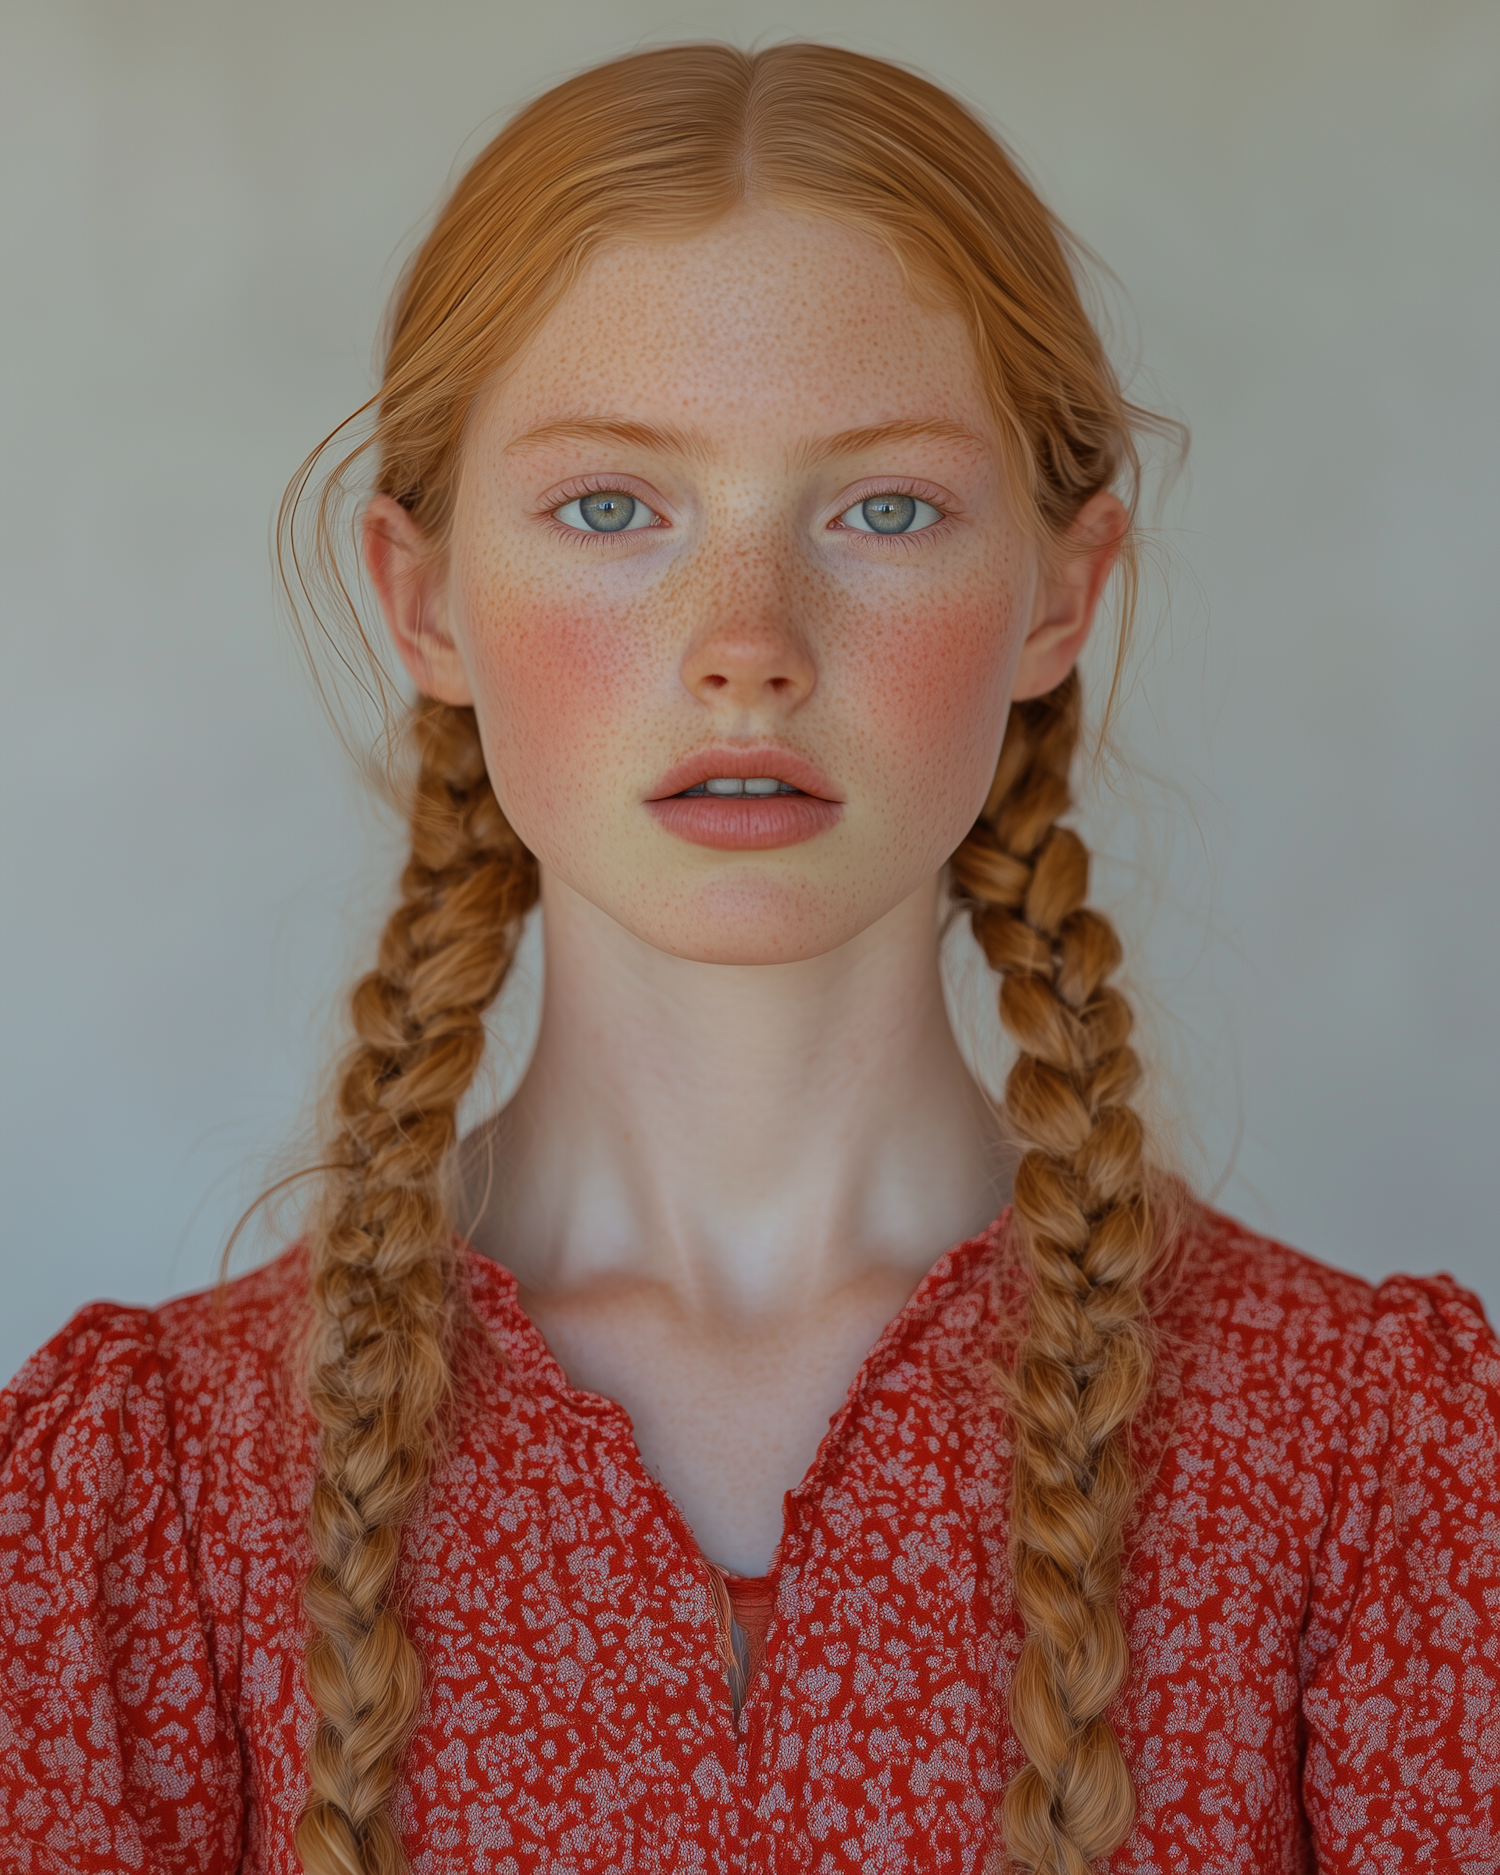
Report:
362,494,475,707
1010,490,1127,702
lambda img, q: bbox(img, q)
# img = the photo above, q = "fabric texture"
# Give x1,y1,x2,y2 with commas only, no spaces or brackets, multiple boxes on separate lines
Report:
1,1206,1497,1874
716,1570,776,1719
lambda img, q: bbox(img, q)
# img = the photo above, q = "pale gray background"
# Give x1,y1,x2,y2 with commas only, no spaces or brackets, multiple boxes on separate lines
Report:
3,0,1497,1386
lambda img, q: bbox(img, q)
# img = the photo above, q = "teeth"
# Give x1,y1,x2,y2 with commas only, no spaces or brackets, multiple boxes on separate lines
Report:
682,777,800,797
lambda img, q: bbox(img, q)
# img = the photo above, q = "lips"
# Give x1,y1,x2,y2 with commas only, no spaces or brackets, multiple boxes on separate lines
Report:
645,746,844,851
646,747,843,803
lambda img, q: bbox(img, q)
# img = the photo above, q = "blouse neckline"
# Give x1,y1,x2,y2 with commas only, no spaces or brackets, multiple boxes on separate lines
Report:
454,1207,1017,1580
458,1205,1014,1423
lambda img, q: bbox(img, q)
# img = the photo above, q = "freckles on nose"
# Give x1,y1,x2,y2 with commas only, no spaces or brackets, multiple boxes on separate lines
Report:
680,603,819,707
671,533,823,707
684,634,811,703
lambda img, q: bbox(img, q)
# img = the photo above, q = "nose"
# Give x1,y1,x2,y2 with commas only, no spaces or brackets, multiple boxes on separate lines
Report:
678,562,817,717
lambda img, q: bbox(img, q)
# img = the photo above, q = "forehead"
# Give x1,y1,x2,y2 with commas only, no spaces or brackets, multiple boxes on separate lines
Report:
486,205,993,446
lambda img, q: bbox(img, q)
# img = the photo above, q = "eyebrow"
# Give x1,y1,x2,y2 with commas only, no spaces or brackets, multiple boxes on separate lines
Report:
504,415,989,468
788,419,990,470
504,418,713,461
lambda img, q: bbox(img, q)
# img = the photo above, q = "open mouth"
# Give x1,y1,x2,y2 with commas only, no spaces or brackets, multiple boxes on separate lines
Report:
647,752,844,851
677,777,804,798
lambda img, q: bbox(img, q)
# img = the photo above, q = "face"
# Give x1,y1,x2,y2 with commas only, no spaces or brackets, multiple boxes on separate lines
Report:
370,206,1116,965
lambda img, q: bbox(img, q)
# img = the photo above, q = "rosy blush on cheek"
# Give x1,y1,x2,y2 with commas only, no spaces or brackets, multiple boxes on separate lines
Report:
462,602,653,832
851,602,1017,811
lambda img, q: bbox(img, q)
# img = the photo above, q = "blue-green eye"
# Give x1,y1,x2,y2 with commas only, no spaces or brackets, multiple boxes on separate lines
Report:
554,490,661,533
838,493,942,535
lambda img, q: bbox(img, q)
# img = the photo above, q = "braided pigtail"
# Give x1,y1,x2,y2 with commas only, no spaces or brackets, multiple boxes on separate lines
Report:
297,702,538,1875
951,671,1155,1874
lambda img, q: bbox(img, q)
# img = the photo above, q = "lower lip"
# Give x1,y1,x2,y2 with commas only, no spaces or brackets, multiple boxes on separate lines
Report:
646,795,843,850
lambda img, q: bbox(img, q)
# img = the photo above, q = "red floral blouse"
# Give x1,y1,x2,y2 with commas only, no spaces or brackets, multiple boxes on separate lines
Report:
1,1207,1497,1874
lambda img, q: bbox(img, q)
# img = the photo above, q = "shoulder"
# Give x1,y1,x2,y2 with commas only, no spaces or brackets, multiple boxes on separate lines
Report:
1155,1202,1499,1449
1165,1200,1494,1344
1162,1204,1376,1340
0,1245,313,1485
0,1273,296,1875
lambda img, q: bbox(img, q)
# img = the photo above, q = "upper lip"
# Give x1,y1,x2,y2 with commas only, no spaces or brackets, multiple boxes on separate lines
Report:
646,746,843,802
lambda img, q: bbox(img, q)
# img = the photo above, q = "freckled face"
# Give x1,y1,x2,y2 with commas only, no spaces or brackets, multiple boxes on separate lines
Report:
444,206,1038,965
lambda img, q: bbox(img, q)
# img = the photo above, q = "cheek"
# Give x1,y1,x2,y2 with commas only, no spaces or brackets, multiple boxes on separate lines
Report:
461,597,651,833
849,600,1019,824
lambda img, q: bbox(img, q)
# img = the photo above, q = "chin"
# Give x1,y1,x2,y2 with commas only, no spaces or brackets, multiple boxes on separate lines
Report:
649,930,851,967
617,877,879,968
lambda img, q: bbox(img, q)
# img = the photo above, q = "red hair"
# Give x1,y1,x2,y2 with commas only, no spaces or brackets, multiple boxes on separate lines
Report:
282,43,1178,1875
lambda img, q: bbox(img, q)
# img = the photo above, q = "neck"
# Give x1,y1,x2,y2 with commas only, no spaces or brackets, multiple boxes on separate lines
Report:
463,872,1011,1324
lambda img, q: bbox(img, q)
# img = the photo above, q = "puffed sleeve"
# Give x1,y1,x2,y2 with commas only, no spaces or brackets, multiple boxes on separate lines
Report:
0,1305,243,1874
1301,1273,1500,1870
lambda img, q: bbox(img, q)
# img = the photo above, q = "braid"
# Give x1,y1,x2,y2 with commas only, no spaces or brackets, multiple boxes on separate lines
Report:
951,671,1155,1874
297,702,538,1875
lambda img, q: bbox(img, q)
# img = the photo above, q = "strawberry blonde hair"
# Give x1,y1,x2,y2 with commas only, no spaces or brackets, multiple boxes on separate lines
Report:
281,42,1178,1875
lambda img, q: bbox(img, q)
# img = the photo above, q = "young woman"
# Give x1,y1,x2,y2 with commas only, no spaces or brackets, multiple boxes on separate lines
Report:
2,42,1496,1875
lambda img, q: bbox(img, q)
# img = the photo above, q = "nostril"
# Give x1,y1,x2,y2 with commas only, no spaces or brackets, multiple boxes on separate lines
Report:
702,673,729,690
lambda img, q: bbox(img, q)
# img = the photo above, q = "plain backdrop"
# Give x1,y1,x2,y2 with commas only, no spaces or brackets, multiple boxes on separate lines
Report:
3,0,1497,1386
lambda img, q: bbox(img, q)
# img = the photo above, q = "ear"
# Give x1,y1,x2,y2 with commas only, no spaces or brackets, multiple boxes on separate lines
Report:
362,494,475,707
1011,490,1128,703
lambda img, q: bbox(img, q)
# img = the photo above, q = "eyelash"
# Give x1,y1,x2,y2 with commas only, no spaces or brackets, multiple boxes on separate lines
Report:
540,476,668,543
538,477,956,544
829,480,954,546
